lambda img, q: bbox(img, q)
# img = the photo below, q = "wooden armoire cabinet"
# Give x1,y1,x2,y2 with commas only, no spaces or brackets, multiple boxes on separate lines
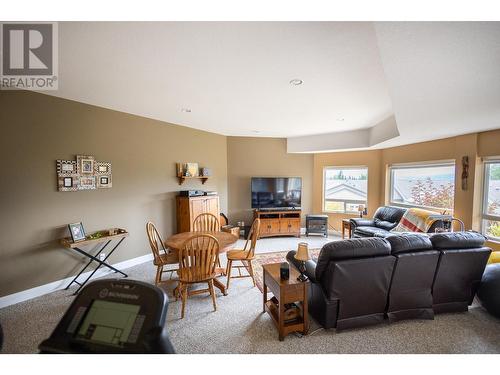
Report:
176,195,220,233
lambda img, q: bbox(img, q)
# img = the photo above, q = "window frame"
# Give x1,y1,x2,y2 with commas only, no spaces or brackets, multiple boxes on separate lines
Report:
481,159,500,241
388,160,456,212
322,165,368,214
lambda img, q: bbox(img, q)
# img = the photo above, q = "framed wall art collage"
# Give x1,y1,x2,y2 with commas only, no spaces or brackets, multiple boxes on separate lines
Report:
57,155,112,192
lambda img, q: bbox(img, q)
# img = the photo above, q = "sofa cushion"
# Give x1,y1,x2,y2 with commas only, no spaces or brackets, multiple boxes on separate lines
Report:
354,226,391,238
374,218,399,231
386,233,433,254
373,206,406,224
430,231,486,250
315,237,391,280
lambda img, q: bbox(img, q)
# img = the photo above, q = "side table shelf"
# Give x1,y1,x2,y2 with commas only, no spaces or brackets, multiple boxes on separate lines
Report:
262,263,309,341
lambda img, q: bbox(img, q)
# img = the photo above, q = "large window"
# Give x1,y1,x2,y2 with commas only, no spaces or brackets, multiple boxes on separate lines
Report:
323,167,368,213
482,160,500,240
389,162,455,212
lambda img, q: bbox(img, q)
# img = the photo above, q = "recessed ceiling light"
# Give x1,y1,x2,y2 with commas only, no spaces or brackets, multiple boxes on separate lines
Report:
181,108,192,113
289,79,303,86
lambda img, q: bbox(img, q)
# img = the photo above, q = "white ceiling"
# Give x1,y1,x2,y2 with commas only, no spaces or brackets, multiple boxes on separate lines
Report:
44,21,500,151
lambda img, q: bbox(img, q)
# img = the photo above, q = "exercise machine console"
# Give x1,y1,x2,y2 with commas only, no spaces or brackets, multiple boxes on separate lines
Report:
39,279,175,353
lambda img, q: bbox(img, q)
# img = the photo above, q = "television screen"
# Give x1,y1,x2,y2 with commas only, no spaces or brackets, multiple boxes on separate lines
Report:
251,177,302,209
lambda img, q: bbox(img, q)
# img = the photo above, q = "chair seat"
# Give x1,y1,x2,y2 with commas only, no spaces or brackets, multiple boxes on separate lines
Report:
178,271,217,283
154,252,179,266
226,249,253,260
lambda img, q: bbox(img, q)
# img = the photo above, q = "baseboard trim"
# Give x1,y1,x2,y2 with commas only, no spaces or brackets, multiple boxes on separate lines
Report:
0,253,153,309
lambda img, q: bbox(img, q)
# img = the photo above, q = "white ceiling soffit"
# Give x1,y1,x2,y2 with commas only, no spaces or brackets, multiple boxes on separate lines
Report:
42,22,500,152
287,115,399,153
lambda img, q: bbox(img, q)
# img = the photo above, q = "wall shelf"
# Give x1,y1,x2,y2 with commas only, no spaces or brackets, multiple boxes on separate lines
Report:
177,175,209,185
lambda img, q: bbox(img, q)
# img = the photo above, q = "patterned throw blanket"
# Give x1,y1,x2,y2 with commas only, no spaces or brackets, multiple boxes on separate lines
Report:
391,207,437,233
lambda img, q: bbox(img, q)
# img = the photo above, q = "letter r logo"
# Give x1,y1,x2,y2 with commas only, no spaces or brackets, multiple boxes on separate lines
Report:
2,23,53,76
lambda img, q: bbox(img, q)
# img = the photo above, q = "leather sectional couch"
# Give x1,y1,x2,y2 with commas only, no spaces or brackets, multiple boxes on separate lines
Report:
287,232,491,331
349,205,443,238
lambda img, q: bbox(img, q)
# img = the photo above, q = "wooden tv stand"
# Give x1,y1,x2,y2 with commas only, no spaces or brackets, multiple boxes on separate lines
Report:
254,209,301,238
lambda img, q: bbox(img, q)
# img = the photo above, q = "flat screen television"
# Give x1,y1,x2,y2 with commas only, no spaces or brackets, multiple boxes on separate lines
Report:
251,177,302,209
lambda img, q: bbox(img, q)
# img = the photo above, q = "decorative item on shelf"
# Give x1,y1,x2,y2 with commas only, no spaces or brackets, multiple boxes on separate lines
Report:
201,167,212,177
294,242,310,282
57,155,112,191
184,162,199,177
68,222,86,243
280,262,290,280
462,156,469,191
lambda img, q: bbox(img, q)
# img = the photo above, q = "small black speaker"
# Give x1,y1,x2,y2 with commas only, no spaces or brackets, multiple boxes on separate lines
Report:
280,262,289,280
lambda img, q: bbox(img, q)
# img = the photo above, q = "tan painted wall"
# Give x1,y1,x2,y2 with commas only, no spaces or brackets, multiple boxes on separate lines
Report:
227,137,313,226
313,150,383,231
0,91,228,297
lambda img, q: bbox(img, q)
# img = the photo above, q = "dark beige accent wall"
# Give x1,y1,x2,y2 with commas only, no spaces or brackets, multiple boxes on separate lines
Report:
227,137,313,226
0,91,228,297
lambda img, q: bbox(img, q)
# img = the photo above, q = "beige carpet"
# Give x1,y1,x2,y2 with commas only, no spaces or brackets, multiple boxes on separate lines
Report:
1,257,500,354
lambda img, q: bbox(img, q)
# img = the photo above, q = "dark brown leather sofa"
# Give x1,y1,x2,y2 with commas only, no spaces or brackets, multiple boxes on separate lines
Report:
287,232,490,331
349,205,443,238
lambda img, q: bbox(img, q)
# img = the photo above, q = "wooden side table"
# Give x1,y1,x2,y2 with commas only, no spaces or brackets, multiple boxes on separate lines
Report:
262,263,309,341
341,219,352,239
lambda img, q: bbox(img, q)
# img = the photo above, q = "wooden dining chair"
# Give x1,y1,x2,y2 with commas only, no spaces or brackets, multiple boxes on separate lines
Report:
193,213,220,232
225,218,261,289
146,221,179,285
178,234,220,318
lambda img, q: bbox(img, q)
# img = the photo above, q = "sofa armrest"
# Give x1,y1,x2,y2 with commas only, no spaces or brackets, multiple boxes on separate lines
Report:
286,250,317,282
350,218,375,229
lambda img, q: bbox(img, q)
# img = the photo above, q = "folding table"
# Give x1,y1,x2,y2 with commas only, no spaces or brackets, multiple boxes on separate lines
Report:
60,228,129,295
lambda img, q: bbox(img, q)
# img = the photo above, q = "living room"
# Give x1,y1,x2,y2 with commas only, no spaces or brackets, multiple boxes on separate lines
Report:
1,1,500,373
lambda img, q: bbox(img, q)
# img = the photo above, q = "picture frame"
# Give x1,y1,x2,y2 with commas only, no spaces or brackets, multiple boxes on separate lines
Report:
78,176,96,190
56,160,77,175
97,175,112,188
95,161,112,175
184,162,199,177
77,155,95,175
68,222,86,242
57,174,79,191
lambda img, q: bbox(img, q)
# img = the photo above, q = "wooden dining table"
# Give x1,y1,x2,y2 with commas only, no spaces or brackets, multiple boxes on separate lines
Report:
164,231,238,296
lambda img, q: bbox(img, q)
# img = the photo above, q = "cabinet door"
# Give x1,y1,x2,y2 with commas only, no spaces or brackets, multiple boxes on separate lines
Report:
205,196,220,218
189,198,205,230
260,219,273,235
281,219,300,234
288,219,301,234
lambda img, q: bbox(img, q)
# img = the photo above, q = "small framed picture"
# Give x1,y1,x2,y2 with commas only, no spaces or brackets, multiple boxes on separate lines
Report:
57,174,78,191
97,175,112,188
56,160,77,175
78,176,96,190
77,155,95,175
68,222,86,242
95,161,112,175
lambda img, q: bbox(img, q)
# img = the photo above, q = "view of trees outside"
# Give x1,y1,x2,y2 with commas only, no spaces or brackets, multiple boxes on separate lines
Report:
391,165,455,212
485,163,500,238
324,168,368,212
